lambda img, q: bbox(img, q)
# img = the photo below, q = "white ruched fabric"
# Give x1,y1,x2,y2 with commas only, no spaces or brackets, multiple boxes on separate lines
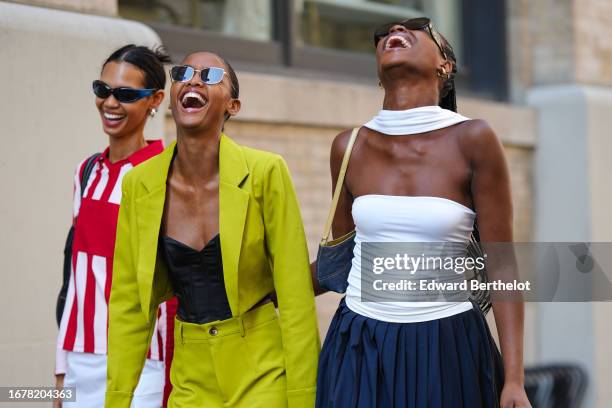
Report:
345,195,476,323
363,105,470,135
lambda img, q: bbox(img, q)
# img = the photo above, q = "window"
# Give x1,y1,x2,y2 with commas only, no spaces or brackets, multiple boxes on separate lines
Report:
120,0,273,41
299,0,422,53
119,0,507,101
291,0,464,78
119,0,284,66
298,0,462,58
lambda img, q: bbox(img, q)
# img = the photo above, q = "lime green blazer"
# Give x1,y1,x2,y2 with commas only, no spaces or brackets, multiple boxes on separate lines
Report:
105,134,320,408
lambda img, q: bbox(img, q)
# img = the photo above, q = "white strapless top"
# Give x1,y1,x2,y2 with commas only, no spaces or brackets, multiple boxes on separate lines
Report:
345,195,476,323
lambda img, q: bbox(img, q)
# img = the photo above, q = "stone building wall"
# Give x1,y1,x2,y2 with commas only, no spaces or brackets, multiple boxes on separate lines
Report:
7,0,116,15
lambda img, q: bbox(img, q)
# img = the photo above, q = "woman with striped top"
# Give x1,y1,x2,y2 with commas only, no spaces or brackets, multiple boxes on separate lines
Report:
55,45,178,408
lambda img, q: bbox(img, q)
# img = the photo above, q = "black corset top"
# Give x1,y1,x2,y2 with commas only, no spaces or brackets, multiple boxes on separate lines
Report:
159,233,232,324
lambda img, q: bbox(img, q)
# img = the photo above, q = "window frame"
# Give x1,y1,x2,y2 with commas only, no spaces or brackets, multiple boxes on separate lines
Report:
124,0,508,100
148,22,285,66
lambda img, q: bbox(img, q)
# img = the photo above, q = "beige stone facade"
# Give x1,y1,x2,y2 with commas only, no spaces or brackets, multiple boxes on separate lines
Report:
574,0,612,85
2,0,612,406
0,1,164,394
508,0,612,100
8,0,116,15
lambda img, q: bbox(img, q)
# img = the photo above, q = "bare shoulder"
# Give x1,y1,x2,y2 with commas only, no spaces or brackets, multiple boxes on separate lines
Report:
330,128,357,165
458,119,499,145
456,119,504,162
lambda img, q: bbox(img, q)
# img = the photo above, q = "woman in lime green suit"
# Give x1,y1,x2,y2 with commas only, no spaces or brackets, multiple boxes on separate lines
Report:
105,51,320,408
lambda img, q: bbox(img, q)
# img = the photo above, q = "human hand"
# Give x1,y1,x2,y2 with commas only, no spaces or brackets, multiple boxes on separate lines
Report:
52,374,64,408
500,381,532,408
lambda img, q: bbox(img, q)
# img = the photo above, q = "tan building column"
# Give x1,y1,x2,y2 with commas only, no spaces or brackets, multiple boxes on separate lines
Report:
0,1,166,391
525,1,612,406
7,0,117,16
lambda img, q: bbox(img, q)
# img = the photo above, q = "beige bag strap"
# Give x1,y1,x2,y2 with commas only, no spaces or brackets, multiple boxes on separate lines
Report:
321,127,359,243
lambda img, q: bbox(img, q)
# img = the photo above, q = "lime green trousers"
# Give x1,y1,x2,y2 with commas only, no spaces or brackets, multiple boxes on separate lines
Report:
168,302,288,407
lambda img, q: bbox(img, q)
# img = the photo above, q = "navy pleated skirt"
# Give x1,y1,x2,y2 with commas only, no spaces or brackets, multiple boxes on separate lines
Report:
316,299,504,408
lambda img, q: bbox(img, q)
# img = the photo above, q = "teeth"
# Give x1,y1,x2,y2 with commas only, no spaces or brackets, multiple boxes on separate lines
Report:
182,91,205,105
104,112,124,120
386,35,410,49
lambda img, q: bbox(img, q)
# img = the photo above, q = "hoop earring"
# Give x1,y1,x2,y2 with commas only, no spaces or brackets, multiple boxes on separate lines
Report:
436,68,447,79
378,81,383,89
149,108,157,118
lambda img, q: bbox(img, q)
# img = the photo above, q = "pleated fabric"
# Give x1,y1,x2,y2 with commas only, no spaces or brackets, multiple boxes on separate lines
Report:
316,299,504,408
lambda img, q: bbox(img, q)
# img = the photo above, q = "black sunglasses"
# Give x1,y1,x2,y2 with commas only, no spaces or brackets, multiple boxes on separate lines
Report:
92,80,157,103
373,17,448,60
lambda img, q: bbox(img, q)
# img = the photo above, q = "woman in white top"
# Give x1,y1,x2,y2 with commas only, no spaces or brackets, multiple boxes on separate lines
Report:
315,18,531,408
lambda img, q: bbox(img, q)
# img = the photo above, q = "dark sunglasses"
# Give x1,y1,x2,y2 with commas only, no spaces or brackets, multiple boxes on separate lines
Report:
373,17,448,60
169,65,227,85
92,80,156,103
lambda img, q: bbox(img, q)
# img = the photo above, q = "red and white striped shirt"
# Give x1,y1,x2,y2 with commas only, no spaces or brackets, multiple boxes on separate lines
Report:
56,140,177,376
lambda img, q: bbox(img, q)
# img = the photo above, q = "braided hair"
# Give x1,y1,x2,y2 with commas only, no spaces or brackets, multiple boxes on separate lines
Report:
438,34,458,112
437,35,492,314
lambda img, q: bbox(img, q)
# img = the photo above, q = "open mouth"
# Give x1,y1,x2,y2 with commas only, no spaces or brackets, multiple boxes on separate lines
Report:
103,112,126,122
181,91,207,112
385,35,412,50
104,112,125,121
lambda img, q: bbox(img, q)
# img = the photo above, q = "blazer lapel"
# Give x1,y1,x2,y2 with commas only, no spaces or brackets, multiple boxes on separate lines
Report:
219,134,249,316
135,142,176,321
133,136,249,320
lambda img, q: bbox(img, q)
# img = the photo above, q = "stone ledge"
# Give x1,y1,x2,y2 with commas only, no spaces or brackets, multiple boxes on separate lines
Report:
7,0,116,16
0,2,151,42
235,71,537,148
